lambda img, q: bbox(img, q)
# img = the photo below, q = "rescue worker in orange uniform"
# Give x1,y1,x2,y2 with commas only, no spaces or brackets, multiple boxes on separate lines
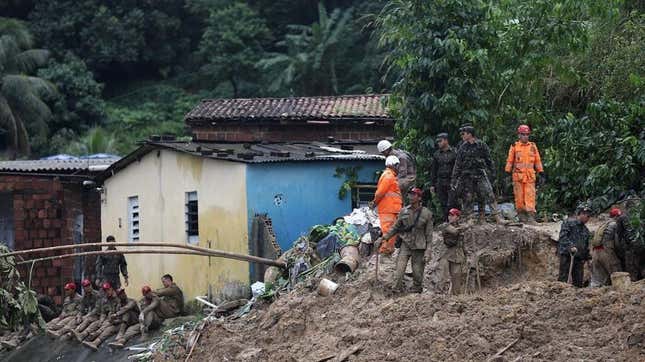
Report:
504,124,544,224
370,155,403,255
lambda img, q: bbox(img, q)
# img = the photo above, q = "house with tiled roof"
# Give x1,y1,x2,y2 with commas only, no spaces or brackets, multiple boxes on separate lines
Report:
99,94,395,299
0,156,119,304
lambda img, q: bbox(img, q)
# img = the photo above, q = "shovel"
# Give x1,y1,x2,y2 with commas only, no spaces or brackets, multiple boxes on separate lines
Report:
567,251,575,284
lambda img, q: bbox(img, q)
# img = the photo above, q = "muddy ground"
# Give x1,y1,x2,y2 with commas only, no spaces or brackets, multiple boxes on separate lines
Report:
183,223,644,362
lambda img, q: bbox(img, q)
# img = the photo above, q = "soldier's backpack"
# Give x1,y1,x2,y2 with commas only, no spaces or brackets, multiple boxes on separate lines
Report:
591,221,610,248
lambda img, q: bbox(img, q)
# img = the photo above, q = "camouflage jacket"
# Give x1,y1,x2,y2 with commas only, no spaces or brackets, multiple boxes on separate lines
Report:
95,295,120,318
60,294,82,317
558,219,591,259
452,139,495,180
156,283,184,316
383,206,433,250
391,148,417,183
114,297,140,323
80,289,101,315
430,146,457,184
96,253,128,279
440,222,466,263
615,214,637,247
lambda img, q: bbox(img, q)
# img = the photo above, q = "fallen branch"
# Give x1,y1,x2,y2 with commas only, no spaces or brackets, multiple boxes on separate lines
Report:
3,242,285,268
487,337,521,361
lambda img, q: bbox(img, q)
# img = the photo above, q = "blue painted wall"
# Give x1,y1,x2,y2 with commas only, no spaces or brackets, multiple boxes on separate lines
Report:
246,160,382,251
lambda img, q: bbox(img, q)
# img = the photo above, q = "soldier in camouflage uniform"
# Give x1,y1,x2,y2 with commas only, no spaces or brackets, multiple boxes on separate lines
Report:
83,288,140,350
377,187,433,293
557,207,592,287
95,235,129,290
46,282,81,333
73,282,120,342
451,125,502,223
53,279,101,339
589,219,622,287
610,208,641,281
155,274,184,318
438,208,467,295
430,133,457,221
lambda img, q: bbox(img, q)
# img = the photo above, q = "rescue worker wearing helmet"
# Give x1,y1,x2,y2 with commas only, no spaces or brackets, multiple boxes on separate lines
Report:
45,282,81,333
83,288,140,350
114,285,165,345
505,124,544,224
73,282,119,342
370,155,403,255
377,140,417,197
52,278,101,340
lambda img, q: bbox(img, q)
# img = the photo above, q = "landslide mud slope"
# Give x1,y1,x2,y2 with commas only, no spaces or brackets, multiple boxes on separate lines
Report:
188,223,644,361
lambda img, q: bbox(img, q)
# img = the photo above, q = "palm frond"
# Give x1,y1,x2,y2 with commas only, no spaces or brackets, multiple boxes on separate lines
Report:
0,17,33,50
0,34,20,71
13,49,50,74
2,74,57,99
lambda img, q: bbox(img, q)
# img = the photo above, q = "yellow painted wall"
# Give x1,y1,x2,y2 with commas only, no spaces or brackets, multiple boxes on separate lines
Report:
100,149,249,300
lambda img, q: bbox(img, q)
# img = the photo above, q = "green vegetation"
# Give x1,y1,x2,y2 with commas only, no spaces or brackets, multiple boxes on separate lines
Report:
0,0,642,213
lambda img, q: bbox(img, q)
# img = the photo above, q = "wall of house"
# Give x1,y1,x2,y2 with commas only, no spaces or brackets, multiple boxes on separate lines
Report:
100,150,249,300
0,175,101,305
192,123,393,143
245,160,382,251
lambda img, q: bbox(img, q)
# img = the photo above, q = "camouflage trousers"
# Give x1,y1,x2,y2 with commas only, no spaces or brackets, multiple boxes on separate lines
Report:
455,174,498,218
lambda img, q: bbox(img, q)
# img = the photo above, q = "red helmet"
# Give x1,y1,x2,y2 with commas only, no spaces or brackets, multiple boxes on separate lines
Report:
517,125,531,134
141,285,152,295
101,282,112,291
609,208,622,218
81,279,91,287
448,208,461,217
64,282,76,291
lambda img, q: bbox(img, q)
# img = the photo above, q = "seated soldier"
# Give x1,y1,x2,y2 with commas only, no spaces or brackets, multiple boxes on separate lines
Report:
55,279,100,339
73,282,119,342
83,288,140,351
46,282,81,334
156,274,184,318
114,285,164,345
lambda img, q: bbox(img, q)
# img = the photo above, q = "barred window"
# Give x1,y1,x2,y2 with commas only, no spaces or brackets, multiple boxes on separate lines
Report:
185,191,199,244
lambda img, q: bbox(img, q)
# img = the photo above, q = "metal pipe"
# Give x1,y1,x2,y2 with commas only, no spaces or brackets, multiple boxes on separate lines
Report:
16,250,212,265
195,296,218,309
4,242,286,268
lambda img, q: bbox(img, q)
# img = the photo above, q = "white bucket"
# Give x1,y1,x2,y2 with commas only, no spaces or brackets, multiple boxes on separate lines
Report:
318,278,338,296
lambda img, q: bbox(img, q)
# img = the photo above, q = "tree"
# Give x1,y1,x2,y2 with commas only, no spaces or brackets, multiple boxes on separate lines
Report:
197,1,272,97
258,3,353,95
0,17,55,158
65,127,117,156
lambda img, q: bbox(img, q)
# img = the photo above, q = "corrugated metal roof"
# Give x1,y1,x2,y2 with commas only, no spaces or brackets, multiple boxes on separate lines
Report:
149,141,385,164
0,158,120,172
185,94,391,124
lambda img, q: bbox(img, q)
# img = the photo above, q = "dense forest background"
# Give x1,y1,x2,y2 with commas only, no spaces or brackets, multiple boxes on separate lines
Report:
0,0,643,213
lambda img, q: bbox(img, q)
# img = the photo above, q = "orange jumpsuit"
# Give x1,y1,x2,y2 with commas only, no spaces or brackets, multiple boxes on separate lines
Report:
374,168,403,254
505,141,543,213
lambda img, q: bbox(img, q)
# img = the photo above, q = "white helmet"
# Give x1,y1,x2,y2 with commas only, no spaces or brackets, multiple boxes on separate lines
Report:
377,140,392,153
385,155,400,167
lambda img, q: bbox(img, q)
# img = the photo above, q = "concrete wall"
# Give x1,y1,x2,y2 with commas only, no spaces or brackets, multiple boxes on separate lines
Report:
101,150,249,300
245,160,382,251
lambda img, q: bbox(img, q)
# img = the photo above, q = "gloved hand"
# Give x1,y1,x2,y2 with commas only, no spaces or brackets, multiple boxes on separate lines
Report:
570,246,578,254
138,312,145,323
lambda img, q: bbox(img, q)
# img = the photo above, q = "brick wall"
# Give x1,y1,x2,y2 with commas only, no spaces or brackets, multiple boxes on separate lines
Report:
0,175,101,305
192,123,393,143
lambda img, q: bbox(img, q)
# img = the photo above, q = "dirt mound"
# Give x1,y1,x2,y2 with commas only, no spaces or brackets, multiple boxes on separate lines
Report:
186,224,643,361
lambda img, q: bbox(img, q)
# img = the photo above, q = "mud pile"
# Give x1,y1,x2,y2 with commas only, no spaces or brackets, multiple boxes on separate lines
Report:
184,223,643,361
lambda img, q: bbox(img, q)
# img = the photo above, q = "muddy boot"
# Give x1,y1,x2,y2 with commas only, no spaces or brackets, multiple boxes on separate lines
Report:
526,212,538,225
83,340,99,351
74,330,88,343
517,211,527,223
108,339,125,349
114,323,126,342
46,329,61,338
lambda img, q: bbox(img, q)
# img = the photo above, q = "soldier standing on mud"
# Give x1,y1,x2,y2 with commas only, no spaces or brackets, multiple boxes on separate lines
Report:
451,125,502,223
610,207,641,281
589,216,622,287
430,133,457,221
95,235,129,290
557,206,592,287
375,187,433,293
439,208,467,295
